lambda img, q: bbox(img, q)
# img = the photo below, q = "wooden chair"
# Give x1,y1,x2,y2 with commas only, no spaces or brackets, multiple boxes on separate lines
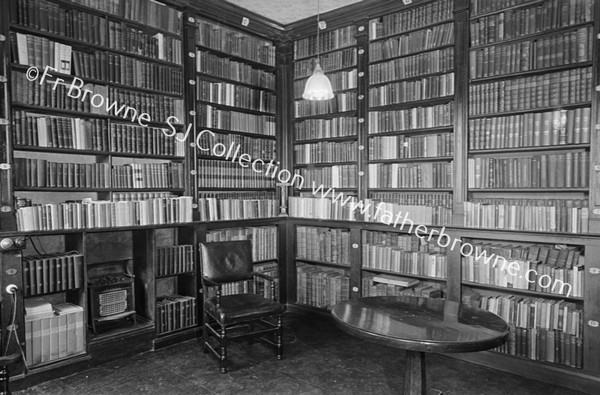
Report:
199,240,284,373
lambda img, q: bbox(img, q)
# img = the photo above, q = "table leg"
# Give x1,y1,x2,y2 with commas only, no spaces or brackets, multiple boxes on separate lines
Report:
403,350,426,395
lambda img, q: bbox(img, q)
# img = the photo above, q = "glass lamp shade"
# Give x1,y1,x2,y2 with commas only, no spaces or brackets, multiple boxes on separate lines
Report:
302,63,334,100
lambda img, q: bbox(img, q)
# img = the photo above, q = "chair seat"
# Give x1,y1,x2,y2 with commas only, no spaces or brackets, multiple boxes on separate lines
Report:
205,294,285,326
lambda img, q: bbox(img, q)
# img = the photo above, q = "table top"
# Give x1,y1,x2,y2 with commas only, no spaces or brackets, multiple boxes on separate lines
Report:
331,296,510,353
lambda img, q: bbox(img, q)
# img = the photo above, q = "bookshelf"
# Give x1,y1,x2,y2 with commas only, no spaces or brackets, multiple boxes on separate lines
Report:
7,0,192,232
188,14,279,222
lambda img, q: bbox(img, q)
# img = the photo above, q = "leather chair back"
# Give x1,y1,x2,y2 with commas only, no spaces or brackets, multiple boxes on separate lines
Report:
200,240,253,283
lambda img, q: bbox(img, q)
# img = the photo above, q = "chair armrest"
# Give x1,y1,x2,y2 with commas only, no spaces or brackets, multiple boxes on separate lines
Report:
202,277,221,287
251,272,276,282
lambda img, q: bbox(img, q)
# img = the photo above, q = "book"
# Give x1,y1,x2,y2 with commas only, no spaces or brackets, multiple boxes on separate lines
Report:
372,274,419,288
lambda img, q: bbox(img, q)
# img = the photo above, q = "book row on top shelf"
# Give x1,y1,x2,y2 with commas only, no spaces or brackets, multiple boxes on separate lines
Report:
12,0,183,63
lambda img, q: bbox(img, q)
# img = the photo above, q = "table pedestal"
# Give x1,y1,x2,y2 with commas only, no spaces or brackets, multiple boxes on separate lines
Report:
404,350,426,395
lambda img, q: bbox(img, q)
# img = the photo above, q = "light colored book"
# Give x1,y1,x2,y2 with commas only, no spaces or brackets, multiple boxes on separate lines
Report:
372,274,419,288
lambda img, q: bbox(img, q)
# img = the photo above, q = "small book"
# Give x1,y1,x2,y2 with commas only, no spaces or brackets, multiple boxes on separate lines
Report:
372,274,419,288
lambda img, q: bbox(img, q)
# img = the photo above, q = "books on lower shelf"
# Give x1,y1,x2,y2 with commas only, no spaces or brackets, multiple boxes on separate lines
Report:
196,50,275,90
369,132,454,160
289,195,358,221
368,102,454,133
296,226,350,266
23,253,83,296
156,245,194,276
220,261,279,300
14,159,110,188
16,196,193,231
112,162,185,189
25,301,85,367
298,165,358,189
155,295,197,335
363,241,447,279
478,293,583,369
296,263,349,310
368,162,453,188
462,242,584,298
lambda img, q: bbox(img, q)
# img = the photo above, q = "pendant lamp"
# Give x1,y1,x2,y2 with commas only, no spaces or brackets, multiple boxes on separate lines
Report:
302,0,334,101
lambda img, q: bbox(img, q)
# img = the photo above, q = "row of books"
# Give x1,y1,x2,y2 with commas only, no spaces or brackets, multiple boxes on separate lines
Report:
369,23,454,63
478,295,583,368
463,260,583,298
468,152,590,189
369,0,453,40
11,33,72,74
206,226,278,262
294,48,357,80
470,0,582,17
67,0,181,33
196,51,275,90
469,241,584,268
12,111,108,150
468,108,591,151
294,117,357,141
196,19,275,66
197,197,279,222
297,165,358,189
12,72,109,115
296,226,350,266
363,230,443,252
16,196,193,231
290,196,358,221
23,253,84,296
197,159,276,189
370,191,453,208
197,131,275,161
463,199,589,234
156,295,197,335
367,162,454,189
196,80,276,114
109,21,182,64
369,132,454,160
218,262,279,300
362,275,444,298
293,70,357,98
15,159,110,188
469,27,592,79
12,72,186,120
469,0,594,46
106,53,183,94
368,102,454,133
24,301,85,367
294,92,357,118
198,105,276,136
112,192,173,201
156,244,194,276
112,163,185,189
110,87,184,123
369,47,454,85
363,244,447,279
294,26,356,60
296,264,349,310
294,141,357,164
369,72,454,107
110,124,185,156
469,68,593,116
363,199,453,226
13,2,107,46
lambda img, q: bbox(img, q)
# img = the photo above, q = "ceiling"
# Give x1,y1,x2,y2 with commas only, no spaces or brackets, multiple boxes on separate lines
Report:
224,0,364,25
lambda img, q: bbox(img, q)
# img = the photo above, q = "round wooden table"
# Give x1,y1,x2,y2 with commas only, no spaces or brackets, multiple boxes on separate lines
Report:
331,296,510,395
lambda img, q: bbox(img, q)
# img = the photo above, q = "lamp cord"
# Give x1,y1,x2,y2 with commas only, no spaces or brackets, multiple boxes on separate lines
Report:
316,0,321,65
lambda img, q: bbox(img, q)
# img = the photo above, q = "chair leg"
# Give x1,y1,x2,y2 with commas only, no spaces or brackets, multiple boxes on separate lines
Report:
202,312,209,354
220,327,227,373
276,316,283,360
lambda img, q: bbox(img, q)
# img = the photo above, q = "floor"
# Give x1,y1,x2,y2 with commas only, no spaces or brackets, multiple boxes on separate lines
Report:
16,308,589,395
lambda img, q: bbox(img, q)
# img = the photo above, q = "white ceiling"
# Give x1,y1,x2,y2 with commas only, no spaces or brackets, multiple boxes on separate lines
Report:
224,0,363,25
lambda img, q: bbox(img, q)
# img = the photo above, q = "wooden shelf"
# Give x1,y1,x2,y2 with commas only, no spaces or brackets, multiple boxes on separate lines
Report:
294,110,357,121
470,144,591,155
367,126,454,137
369,44,454,66
14,145,185,160
368,156,453,164
362,267,446,283
195,71,275,92
196,99,275,116
368,95,454,111
470,61,593,84
462,282,583,302
469,102,592,119
369,69,455,88
196,44,275,71
295,135,358,144
296,258,350,269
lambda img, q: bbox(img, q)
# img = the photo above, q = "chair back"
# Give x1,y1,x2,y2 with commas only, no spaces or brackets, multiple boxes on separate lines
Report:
199,240,253,283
